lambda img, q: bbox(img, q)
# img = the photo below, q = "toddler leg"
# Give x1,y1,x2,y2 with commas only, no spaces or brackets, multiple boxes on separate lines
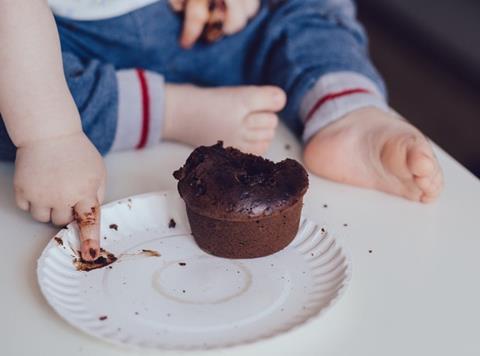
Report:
0,52,165,161
56,4,285,154
251,0,442,202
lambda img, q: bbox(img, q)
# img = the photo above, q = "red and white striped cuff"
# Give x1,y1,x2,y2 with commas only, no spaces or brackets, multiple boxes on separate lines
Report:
300,72,389,142
111,69,165,152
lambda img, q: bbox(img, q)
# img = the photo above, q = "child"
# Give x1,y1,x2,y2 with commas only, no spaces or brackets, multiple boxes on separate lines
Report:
0,0,443,260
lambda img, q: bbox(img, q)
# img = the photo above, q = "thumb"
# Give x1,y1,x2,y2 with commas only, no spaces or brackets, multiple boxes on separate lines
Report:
74,197,100,262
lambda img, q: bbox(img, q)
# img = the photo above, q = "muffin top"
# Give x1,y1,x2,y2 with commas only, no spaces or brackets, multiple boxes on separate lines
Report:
173,142,308,220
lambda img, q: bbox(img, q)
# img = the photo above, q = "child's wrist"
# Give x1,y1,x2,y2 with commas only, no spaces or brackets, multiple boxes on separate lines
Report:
15,128,85,149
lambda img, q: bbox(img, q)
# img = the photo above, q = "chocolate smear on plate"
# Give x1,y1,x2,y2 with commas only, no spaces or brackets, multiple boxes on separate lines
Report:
140,249,161,257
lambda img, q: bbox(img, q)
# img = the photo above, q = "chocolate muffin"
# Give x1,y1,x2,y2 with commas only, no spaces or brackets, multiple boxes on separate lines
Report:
173,142,309,259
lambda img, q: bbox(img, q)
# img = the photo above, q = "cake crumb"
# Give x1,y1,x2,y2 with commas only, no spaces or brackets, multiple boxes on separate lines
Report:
368,249,373,253
134,312,139,315
109,224,118,231
323,204,328,208
178,262,186,266
168,218,176,228
54,237,63,246
99,315,108,321
284,143,291,150
343,223,348,227
182,290,186,293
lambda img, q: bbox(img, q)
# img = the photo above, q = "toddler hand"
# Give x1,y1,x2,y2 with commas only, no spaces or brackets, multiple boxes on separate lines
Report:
14,132,106,261
170,0,260,48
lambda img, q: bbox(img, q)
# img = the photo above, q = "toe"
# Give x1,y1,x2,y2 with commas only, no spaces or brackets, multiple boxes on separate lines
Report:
405,138,443,203
419,169,444,203
400,182,424,202
239,140,271,155
240,86,286,113
243,128,276,142
415,175,436,193
407,142,437,178
244,112,278,129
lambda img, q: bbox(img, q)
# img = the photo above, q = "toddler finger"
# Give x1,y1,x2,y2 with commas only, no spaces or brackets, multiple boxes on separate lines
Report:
51,206,74,227
15,194,29,211
97,182,106,205
181,0,209,48
74,198,100,262
224,0,248,34
169,0,186,12
30,204,52,223
243,0,260,19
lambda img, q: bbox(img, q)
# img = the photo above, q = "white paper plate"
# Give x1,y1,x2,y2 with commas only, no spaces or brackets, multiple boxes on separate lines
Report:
37,191,351,350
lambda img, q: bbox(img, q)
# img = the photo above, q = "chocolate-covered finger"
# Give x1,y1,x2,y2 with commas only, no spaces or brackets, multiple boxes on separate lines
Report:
203,0,227,42
74,198,100,262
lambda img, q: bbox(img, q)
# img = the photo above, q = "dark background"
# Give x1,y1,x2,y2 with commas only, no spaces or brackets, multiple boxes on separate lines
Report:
357,0,480,177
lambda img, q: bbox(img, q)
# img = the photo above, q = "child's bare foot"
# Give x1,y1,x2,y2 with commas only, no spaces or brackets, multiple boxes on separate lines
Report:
163,84,286,154
303,107,443,203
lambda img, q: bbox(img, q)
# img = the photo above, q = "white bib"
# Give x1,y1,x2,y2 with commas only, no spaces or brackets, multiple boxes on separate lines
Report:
48,0,160,20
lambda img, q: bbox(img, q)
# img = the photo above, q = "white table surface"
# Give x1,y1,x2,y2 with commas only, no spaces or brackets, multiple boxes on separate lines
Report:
1,123,479,356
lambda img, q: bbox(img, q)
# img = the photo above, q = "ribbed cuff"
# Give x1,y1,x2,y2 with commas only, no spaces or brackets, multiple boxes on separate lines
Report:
300,71,389,143
111,69,165,152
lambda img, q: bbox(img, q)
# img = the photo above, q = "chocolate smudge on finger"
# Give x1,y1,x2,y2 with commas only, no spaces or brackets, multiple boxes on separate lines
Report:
74,207,97,228
74,248,117,272
203,0,226,42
